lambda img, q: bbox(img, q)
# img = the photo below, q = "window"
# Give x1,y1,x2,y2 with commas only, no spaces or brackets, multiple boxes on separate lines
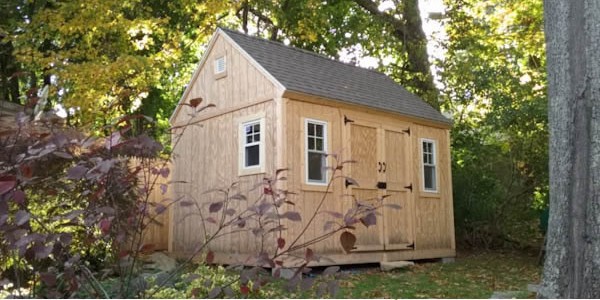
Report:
422,139,437,192
305,119,327,184
242,121,261,168
238,114,265,176
214,56,226,74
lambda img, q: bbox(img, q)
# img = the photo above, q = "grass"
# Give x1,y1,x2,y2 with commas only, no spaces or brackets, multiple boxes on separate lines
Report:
335,250,541,298
64,249,542,299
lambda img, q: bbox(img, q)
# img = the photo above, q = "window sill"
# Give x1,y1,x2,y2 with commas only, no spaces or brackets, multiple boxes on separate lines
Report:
301,183,333,193
419,191,441,199
238,167,265,177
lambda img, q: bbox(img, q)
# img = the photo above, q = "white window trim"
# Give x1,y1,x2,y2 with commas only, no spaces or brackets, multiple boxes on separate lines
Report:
238,113,266,176
421,138,438,193
304,118,328,185
214,56,226,74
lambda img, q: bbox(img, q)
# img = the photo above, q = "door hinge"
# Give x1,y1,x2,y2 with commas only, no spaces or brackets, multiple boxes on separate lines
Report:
407,242,415,249
404,183,413,192
345,179,354,188
377,181,387,189
344,115,355,125
402,128,411,136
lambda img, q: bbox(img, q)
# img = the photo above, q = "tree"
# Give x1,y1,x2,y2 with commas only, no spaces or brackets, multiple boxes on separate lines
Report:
440,0,548,247
540,0,600,298
235,0,439,108
7,0,438,132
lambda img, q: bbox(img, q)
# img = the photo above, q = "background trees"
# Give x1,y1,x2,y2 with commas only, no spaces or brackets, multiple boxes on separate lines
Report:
439,0,548,248
2,0,550,252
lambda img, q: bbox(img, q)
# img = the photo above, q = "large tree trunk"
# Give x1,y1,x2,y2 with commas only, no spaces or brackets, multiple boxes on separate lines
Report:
540,0,600,298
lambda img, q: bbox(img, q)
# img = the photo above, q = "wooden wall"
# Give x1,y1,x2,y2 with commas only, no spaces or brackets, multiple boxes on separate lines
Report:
129,158,172,251
282,96,455,264
171,100,278,256
168,31,453,264
171,34,281,126
411,125,456,251
169,32,282,260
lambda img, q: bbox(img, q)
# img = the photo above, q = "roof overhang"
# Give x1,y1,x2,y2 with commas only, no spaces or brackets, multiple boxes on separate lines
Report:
282,90,453,129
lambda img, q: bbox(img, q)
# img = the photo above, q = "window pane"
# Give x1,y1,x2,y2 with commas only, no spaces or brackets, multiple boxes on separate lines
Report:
245,145,260,167
254,123,260,133
316,124,323,137
308,123,315,136
246,135,253,144
246,125,253,134
316,138,323,151
308,137,315,150
254,133,260,142
424,165,436,190
423,153,428,164
308,152,324,181
423,142,432,154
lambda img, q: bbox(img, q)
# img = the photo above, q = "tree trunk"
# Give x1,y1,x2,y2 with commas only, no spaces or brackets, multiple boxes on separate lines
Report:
352,0,439,109
540,0,600,298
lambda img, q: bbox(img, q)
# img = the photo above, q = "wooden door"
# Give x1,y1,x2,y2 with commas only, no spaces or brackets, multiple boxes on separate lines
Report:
382,126,415,249
347,120,385,251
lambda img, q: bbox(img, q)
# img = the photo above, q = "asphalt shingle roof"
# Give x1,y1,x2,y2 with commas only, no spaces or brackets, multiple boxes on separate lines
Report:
221,28,451,125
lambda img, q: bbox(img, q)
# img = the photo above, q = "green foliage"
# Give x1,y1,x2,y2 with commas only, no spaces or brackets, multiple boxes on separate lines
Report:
440,0,548,248
147,265,268,299
4,0,440,135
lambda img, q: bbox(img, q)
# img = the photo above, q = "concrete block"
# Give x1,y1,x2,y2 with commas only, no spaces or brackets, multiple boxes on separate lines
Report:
380,261,414,271
272,267,298,279
489,291,523,299
441,257,456,263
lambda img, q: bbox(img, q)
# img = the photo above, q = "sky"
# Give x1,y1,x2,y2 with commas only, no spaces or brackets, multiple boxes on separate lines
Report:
349,0,447,70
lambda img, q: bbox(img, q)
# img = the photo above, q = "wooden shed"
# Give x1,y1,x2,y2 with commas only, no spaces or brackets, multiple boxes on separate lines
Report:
169,28,455,265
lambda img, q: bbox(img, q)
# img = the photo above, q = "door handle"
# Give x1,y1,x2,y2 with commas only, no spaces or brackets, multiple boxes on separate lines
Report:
378,162,382,173
382,162,386,173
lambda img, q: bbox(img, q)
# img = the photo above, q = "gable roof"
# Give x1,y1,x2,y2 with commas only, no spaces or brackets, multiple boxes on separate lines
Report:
220,28,451,125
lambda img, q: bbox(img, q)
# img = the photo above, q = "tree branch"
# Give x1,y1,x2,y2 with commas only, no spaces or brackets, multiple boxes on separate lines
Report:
352,0,406,37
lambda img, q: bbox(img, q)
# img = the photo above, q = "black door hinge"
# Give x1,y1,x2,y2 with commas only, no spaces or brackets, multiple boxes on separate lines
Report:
402,128,411,136
404,183,413,192
407,242,415,249
345,179,353,188
344,115,354,125
377,182,387,189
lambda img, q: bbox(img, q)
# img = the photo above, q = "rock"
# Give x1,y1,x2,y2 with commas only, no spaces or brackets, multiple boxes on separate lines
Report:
145,252,177,272
527,283,540,293
441,257,456,263
272,267,297,280
489,291,524,299
380,261,415,271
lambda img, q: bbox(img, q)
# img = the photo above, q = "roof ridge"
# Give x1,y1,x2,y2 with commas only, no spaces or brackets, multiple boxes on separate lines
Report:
217,27,451,125
219,27,389,78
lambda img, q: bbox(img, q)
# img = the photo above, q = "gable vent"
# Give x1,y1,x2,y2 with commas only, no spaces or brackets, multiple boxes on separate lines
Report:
215,56,226,74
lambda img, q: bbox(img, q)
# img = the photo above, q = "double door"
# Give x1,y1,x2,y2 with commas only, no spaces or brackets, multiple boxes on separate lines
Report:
344,117,415,251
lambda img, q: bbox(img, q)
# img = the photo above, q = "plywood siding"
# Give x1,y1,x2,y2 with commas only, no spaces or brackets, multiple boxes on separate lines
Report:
172,34,280,126
170,101,277,259
283,99,346,256
127,158,172,251
412,125,455,250
282,97,454,264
